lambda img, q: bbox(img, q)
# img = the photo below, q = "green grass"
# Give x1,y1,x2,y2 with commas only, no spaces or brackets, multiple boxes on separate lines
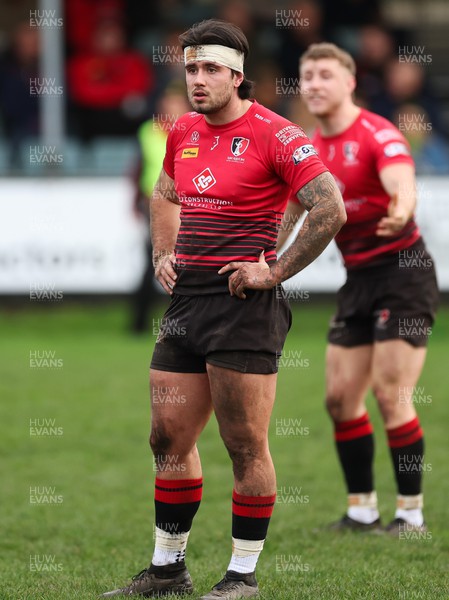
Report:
1,300,448,600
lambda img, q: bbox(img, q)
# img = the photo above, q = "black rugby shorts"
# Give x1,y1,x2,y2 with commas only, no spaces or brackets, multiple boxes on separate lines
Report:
328,238,439,348
151,286,292,374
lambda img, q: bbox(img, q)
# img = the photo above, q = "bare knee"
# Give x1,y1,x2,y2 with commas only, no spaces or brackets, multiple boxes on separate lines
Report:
372,381,398,423
371,360,401,420
149,421,194,458
222,433,267,482
325,387,345,422
149,421,174,457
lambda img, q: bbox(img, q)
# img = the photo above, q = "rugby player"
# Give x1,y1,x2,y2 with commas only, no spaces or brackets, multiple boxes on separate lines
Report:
278,43,438,534
101,20,345,600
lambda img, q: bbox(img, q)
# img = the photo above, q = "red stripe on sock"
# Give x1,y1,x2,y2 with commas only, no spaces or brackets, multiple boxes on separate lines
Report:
334,413,373,442
155,477,203,504
232,490,276,518
387,417,423,448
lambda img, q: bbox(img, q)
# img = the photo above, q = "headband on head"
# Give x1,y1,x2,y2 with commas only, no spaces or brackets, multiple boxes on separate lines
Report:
184,44,244,73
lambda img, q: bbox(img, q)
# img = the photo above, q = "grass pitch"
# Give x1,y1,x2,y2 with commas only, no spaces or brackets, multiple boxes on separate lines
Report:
1,300,448,599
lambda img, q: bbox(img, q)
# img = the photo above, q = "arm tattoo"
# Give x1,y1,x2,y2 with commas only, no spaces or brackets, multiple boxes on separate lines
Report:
271,172,346,283
297,171,339,211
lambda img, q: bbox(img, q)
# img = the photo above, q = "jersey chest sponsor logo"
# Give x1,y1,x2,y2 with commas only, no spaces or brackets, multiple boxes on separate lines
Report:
192,167,216,194
231,137,250,156
342,141,360,165
181,147,199,158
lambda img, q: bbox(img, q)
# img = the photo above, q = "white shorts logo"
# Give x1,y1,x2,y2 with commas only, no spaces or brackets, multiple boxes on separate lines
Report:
193,168,217,194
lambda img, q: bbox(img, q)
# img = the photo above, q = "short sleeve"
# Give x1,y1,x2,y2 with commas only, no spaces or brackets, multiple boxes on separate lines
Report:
370,126,415,172
271,124,329,195
162,126,176,179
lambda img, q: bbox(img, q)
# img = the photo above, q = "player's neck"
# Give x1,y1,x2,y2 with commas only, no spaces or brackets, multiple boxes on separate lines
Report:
318,104,361,138
204,97,252,126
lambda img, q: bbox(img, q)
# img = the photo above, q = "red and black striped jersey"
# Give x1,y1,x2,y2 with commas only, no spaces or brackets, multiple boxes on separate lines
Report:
163,100,327,294
310,108,420,269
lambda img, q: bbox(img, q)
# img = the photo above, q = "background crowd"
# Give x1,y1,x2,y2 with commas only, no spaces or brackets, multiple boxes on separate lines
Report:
0,0,449,175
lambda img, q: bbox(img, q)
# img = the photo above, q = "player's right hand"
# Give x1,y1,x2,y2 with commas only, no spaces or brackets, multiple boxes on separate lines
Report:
154,251,177,295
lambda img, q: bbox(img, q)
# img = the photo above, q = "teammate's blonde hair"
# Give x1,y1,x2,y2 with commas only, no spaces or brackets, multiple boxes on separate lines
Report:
300,43,356,76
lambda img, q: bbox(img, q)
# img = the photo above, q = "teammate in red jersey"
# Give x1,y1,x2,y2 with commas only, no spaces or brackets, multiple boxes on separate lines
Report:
279,43,438,534
101,22,345,600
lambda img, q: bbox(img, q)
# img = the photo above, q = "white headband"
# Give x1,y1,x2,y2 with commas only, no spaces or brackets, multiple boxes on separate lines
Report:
184,44,244,73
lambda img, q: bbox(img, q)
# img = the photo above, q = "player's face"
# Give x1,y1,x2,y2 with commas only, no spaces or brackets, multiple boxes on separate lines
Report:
185,61,239,114
300,58,354,117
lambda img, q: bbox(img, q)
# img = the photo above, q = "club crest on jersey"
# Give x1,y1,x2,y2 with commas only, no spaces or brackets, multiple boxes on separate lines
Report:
231,137,250,156
292,144,317,164
192,167,216,194
343,141,359,164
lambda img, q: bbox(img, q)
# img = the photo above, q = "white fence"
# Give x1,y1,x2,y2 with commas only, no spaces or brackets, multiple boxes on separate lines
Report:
0,177,447,294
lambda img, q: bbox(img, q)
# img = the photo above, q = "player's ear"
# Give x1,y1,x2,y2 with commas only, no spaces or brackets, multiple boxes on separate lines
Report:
347,74,356,95
232,69,244,88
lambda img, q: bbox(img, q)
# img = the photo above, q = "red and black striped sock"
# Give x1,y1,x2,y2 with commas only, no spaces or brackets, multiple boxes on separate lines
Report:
232,490,276,541
387,417,424,496
334,412,375,493
154,477,203,534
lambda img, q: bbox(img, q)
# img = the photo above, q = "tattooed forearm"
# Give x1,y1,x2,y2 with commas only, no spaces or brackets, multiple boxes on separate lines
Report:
270,172,346,283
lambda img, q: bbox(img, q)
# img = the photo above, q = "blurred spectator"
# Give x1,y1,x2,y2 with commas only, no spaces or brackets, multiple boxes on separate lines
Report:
278,0,327,81
369,58,447,138
65,0,125,53
218,0,255,38
130,82,190,333
321,0,381,28
252,59,284,113
285,94,317,138
355,24,396,106
0,21,40,167
150,27,185,109
321,0,382,52
68,19,153,141
217,0,260,73
394,103,449,175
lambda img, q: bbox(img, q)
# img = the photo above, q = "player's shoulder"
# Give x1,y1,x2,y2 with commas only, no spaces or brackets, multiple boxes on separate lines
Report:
358,108,405,144
168,111,204,140
249,101,309,144
174,111,202,125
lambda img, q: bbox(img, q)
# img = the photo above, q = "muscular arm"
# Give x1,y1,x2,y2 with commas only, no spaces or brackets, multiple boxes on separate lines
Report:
276,200,306,254
150,169,181,294
219,172,346,298
270,171,346,283
377,163,416,236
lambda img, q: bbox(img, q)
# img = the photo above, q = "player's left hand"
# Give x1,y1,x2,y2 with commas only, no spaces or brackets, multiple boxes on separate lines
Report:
376,194,411,237
218,251,275,299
